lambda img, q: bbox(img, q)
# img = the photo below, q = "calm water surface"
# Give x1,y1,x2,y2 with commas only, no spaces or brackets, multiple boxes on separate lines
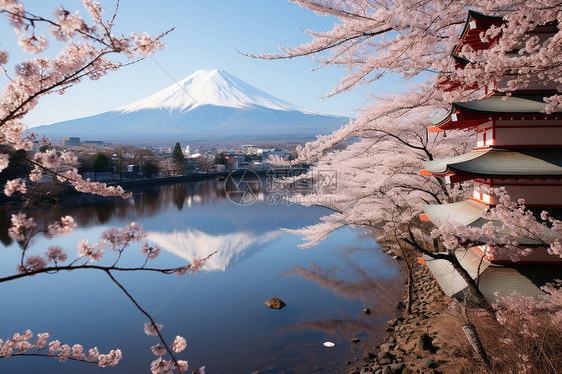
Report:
0,179,402,373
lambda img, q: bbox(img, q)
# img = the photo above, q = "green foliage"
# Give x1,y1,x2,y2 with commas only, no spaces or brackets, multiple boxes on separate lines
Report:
0,149,32,184
171,142,186,167
93,153,110,172
142,161,158,177
214,152,228,167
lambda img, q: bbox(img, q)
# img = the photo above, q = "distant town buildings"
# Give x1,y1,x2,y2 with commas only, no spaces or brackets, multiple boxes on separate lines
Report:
241,144,257,154
61,137,81,146
60,137,103,146
262,148,291,160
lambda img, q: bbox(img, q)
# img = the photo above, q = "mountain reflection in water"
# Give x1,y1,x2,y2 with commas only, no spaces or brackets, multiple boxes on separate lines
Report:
147,229,281,272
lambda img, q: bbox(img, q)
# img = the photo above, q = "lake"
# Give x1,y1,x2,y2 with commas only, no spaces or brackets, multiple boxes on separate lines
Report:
0,178,402,373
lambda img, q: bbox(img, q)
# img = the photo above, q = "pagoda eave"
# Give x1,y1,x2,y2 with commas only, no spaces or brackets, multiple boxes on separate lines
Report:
422,148,562,179
453,10,504,55
431,93,561,131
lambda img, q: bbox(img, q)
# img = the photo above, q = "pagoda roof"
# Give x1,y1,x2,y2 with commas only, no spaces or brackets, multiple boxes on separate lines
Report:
423,200,559,245
423,248,558,302
430,93,560,131
421,148,562,181
423,200,487,227
453,10,504,55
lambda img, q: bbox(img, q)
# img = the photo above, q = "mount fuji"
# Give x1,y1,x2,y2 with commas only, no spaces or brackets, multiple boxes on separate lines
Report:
34,69,349,145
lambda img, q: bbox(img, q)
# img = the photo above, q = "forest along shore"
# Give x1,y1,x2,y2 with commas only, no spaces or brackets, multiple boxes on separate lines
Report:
0,169,300,208
346,253,477,374
0,172,226,208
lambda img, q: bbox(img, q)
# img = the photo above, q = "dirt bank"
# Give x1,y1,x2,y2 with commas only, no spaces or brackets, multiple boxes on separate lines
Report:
345,261,480,374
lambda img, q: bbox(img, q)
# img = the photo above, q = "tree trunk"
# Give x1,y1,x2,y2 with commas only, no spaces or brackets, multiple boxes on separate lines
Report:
462,323,490,366
406,266,413,314
402,237,496,317
448,254,496,317
460,302,491,368
396,240,414,315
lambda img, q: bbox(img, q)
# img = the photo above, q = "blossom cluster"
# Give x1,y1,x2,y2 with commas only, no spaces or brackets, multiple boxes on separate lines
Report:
11,218,174,276
0,0,167,197
3,178,26,196
8,212,36,242
143,323,191,373
0,330,121,367
431,187,562,261
47,216,76,238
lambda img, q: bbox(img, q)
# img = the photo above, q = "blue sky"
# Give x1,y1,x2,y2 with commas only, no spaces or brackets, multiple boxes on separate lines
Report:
0,0,402,127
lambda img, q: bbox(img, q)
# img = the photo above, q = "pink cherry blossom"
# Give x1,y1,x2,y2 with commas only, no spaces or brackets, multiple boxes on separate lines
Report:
32,333,50,349
47,216,76,237
8,213,36,241
57,344,71,362
17,255,47,274
45,245,68,264
190,258,204,274
77,239,104,261
0,154,8,172
176,360,189,373
150,357,171,374
151,344,166,356
48,340,61,355
170,335,187,353
143,322,163,336
71,344,85,359
97,349,122,367
122,222,147,242
4,178,26,196
87,347,99,362
140,242,160,260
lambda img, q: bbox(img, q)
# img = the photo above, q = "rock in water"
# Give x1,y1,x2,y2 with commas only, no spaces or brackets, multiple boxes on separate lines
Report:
265,298,286,310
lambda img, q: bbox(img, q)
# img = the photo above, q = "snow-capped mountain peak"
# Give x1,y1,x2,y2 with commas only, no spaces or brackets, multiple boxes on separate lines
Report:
35,68,348,144
117,69,307,114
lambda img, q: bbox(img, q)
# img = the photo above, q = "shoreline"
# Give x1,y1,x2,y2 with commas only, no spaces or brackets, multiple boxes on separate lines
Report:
0,174,216,208
0,169,282,209
345,257,472,374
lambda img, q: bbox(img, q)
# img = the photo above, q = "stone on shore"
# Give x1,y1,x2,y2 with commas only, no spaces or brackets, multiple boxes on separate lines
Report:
416,333,435,351
389,363,405,373
420,358,437,368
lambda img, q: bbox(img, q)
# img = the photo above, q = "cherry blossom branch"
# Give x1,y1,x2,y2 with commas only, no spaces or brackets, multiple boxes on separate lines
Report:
103,270,181,370
0,263,192,283
0,330,122,366
1,353,98,363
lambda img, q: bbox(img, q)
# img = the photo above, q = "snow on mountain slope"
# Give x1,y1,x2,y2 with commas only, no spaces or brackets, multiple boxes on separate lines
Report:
117,69,311,114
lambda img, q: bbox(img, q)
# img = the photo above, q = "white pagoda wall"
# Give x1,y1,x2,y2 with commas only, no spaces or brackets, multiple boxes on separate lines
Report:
474,179,562,206
484,120,562,147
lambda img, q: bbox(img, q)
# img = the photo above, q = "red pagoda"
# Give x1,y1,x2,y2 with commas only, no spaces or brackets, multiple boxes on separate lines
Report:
419,11,561,299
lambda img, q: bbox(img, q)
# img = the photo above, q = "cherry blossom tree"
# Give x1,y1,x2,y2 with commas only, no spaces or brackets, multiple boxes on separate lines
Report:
0,1,206,372
256,0,561,312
